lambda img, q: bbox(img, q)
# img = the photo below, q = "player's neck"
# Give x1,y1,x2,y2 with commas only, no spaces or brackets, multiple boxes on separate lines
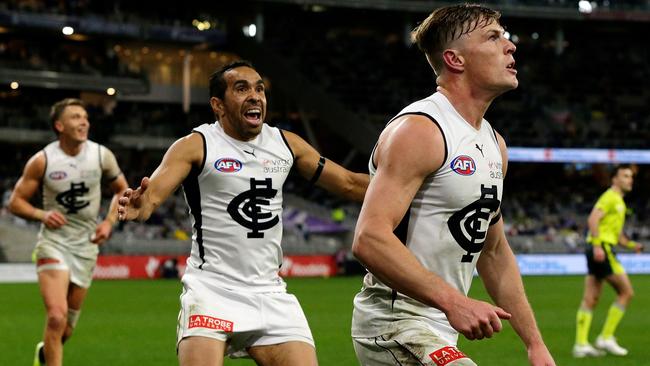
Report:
58,137,84,156
437,83,494,129
611,186,624,197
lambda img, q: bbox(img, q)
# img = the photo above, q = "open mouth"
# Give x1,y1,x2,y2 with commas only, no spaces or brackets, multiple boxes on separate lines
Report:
506,61,516,72
244,108,262,124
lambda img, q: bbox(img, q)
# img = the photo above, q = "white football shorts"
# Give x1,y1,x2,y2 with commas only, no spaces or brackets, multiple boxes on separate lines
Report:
353,319,477,366
176,269,315,358
33,240,97,288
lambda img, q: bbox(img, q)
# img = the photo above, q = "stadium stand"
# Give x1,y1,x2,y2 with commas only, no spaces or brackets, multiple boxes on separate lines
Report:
1,0,650,264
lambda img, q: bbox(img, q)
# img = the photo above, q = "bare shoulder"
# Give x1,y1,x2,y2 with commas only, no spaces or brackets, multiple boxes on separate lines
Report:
279,129,307,153
167,132,205,164
375,114,445,175
23,150,46,177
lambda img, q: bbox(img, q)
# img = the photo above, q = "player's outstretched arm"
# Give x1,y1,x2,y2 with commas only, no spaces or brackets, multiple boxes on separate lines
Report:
477,132,555,365
118,133,203,222
281,130,369,202
619,233,644,253
8,151,67,229
352,115,510,340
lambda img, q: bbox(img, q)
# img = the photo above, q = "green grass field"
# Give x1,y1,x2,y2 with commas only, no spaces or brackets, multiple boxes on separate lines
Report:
1,275,648,365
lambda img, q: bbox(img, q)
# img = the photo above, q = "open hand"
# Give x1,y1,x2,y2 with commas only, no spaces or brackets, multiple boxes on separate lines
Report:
118,177,150,221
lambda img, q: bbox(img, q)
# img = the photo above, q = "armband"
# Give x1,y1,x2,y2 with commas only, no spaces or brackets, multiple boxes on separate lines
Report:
308,156,326,186
626,240,638,249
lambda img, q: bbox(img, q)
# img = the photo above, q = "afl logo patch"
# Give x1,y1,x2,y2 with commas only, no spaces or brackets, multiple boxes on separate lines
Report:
450,155,476,176
215,158,243,173
49,171,67,180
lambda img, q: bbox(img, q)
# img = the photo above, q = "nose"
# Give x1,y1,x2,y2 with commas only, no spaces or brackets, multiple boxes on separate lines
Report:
505,39,516,54
248,91,263,104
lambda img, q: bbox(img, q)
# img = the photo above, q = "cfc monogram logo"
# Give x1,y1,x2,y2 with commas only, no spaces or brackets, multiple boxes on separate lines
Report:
56,182,90,214
227,178,279,238
447,185,500,262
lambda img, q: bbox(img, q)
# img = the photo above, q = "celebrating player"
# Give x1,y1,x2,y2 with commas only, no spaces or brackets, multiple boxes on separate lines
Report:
117,60,368,366
573,165,643,357
8,98,128,366
350,4,555,366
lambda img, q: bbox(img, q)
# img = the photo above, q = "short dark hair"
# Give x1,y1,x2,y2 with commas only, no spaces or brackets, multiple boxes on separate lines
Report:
612,164,634,178
50,98,85,134
411,4,501,75
209,60,256,99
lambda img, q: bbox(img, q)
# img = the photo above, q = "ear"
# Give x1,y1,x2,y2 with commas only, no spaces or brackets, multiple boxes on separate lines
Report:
54,120,64,134
442,49,465,73
209,97,224,118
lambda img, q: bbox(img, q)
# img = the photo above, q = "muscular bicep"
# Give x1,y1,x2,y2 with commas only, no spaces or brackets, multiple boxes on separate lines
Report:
282,130,320,180
358,116,445,232
145,133,203,205
11,152,45,202
481,216,507,257
283,129,368,201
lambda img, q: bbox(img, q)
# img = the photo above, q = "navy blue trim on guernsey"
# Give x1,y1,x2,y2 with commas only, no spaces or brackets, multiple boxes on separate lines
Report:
183,131,207,269
371,112,448,171
42,149,48,180
391,205,412,309
278,129,295,160
98,144,103,171
40,149,47,197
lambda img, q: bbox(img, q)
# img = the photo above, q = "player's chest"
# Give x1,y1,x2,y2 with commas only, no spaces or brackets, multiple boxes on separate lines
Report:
45,155,101,190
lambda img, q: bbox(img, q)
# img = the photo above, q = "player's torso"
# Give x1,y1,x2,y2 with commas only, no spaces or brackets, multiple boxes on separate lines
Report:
183,122,293,291
597,189,626,243
354,93,504,340
40,140,103,245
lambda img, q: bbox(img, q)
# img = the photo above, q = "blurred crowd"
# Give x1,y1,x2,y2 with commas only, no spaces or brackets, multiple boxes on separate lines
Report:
2,0,650,255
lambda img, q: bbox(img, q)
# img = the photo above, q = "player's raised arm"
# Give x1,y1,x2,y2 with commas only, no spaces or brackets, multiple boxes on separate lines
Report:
8,151,67,229
118,132,203,222
281,129,368,202
352,114,510,340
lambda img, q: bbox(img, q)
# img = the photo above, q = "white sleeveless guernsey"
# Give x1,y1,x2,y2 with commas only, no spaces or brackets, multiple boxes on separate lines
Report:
39,140,108,258
352,92,504,344
182,122,294,292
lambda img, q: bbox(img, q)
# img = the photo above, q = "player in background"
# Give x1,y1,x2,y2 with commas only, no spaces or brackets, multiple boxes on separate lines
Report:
573,165,644,357
350,4,555,365
118,61,368,366
8,98,128,366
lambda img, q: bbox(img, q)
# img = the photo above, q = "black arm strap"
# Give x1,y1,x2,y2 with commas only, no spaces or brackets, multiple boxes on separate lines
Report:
308,156,326,186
